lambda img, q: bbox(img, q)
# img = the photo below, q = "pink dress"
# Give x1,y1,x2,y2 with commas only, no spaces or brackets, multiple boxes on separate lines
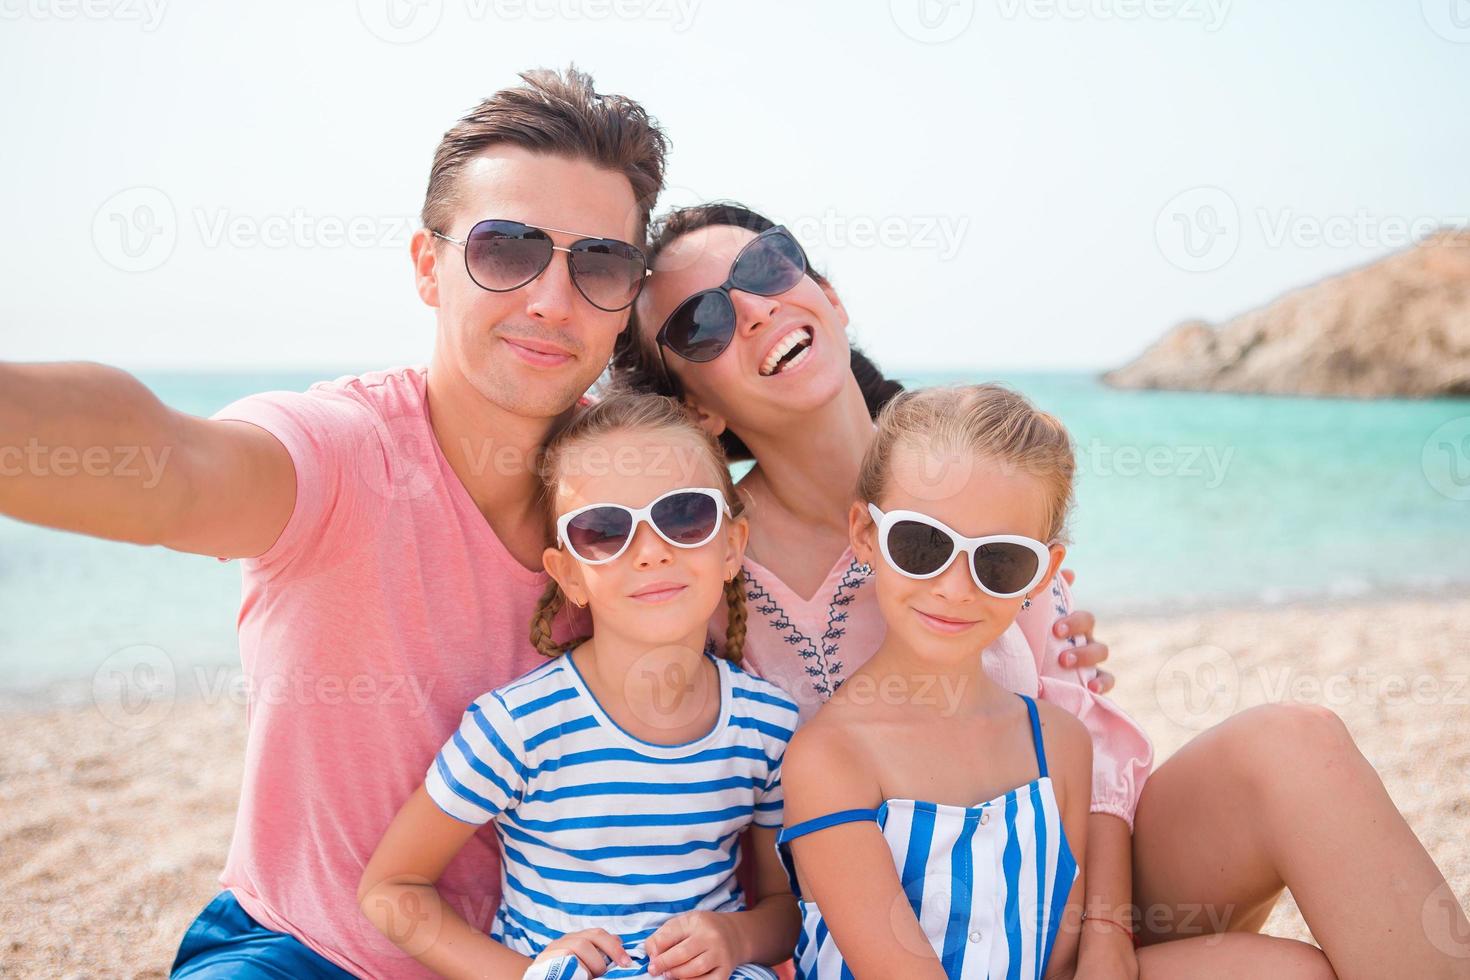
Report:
710,548,1154,829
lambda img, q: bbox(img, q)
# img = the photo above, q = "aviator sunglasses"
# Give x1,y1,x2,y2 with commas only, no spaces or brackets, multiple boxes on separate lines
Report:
654,225,809,379
867,503,1052,600
556,488,731,565
432,218,650,312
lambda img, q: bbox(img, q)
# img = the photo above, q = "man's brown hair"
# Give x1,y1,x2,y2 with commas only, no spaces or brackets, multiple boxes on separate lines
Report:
421,66,669,243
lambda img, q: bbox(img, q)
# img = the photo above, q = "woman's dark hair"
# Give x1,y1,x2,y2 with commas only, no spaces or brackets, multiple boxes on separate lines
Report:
610,201,905,463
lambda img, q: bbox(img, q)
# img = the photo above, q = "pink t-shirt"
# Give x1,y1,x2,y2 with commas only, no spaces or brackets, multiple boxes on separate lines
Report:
212,366,590,979
710,550,1155,829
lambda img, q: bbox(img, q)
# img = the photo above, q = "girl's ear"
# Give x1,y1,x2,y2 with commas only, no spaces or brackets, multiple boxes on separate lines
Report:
681,394,729,439
542,546,587,605
723,514,750,578
818,279,850,330
848,499,877,565
1028,543,1068,601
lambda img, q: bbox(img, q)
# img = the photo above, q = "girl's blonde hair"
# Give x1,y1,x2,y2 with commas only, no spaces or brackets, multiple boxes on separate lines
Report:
528,390,749,663
856,384,1077,544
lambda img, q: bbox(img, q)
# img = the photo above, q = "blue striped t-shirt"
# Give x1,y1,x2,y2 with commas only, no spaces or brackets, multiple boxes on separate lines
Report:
425,647,800,959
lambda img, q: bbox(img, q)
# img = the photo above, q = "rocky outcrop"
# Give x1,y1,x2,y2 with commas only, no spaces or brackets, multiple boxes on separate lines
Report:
1104,230,1470,398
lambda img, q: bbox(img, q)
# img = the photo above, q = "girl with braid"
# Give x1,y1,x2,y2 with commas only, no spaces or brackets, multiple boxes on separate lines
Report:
362,392,801,980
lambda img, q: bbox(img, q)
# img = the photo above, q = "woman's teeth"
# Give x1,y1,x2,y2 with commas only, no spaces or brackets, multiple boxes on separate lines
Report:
760,327,814,377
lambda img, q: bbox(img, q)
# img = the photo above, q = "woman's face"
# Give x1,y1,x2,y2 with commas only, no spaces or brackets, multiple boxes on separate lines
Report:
634,223,854,439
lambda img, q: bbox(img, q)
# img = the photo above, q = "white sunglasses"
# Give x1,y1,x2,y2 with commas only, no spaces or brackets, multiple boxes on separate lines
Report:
866,503,1052,599
556,487,731,565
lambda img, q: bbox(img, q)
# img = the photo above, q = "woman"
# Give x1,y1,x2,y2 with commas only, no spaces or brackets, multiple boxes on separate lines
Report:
610,202,1469,978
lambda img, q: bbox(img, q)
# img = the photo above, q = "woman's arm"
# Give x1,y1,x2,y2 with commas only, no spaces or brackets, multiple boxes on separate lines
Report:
1023,574,1150,976
780,722,948,980
1075,813,1139,979
1023,572,1154,826
357,785,537,979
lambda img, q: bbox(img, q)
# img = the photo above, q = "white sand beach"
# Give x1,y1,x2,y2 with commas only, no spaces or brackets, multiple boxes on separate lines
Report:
2,595,1467,977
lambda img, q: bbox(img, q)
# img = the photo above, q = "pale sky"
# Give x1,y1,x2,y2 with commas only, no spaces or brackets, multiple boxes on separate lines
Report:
2,0,1466,373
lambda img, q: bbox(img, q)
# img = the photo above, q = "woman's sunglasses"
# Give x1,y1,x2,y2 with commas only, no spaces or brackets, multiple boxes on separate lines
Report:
556,488,731,565
654,225,808,378
432,218,650,313
866,503,1052,600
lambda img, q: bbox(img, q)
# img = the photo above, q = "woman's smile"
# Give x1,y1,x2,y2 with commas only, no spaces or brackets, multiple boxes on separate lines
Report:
758,324,815,378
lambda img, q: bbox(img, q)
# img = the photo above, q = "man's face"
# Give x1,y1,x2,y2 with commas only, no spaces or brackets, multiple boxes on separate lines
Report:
418,145,642,419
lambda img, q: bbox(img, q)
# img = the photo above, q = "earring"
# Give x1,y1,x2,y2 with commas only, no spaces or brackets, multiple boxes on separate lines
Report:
857,562,873,576
1022,598,1032,610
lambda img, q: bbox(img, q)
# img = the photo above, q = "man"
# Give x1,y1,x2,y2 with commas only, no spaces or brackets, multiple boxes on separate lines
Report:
0,67,1108,978
4,68,664,978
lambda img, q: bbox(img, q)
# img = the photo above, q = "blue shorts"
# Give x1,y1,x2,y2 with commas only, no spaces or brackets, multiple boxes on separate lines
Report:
171,889,358,979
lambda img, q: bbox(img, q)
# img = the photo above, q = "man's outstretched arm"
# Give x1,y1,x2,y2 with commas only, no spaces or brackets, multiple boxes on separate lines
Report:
0,361,296,559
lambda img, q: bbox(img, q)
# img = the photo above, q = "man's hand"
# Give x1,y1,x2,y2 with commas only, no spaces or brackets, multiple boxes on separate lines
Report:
1057,569,1114,694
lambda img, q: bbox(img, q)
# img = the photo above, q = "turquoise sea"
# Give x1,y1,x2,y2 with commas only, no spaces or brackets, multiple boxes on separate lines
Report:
1,369,1467,689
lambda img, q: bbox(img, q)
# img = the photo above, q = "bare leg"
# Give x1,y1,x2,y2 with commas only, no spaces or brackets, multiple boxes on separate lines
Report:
1137,933,1334,979
1131,703,1470,980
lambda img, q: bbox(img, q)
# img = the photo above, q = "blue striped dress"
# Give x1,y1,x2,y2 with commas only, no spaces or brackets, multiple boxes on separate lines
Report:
425,645,799,979
776,694,1078,979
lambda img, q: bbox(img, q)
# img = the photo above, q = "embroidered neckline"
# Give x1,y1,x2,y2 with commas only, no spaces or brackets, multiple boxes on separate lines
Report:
742,557,871,701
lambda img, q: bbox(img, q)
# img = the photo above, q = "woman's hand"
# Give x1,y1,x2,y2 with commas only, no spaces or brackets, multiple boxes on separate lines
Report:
645,909,746,979
1074,921,1140,980
530,928,632,977
1057,569,1114,694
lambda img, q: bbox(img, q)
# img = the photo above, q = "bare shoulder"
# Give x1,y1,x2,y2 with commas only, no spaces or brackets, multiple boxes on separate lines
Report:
1033,700,1092,788
783,705,879,823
